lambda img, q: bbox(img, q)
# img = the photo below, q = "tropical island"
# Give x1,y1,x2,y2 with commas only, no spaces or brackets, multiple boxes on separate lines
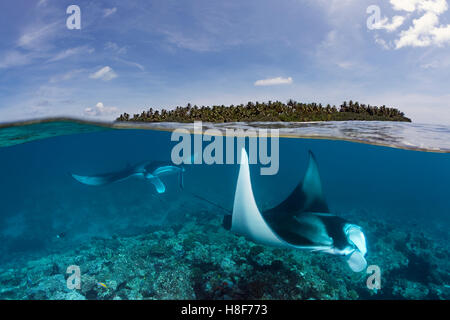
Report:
116,100,411,123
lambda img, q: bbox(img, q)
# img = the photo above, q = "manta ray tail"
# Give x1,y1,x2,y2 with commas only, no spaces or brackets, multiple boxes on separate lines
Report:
179,171,184,189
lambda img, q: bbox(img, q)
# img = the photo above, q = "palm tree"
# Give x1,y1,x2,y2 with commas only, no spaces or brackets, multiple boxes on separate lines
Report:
118,100,410,123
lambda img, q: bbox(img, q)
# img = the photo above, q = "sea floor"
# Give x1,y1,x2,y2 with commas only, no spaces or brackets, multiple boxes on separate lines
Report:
0,206,448,300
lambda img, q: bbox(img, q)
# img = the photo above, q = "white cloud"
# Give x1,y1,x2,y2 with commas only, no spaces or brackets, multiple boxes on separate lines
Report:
254,76,293,86
105,42,127,54
104,43,144,71
17,22,59,50
115,58,145,71
418,49,450,68
375,35,391,49
49,46,94,62
89,66,118,81
314,28,373,73
372,15,406,32
336,61,355,69
84,102,119,116
390,0,421,12
49,69,85,83
37,0,49,7
161,30,219,52
390,0,448,14
103,7,117,18
395,11,440,48
430,23,450,45
0,51,33,69
372,0,450,49
314,0,357,14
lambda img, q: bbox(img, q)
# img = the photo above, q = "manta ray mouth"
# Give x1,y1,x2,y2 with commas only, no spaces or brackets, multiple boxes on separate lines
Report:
346,250,368,272
344,224,367,256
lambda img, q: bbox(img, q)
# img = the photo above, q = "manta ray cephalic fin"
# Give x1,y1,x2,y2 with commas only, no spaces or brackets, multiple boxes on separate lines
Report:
147,175,166,194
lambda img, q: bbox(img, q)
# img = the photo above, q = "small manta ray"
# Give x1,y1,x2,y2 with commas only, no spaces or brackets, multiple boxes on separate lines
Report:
71,161,185,194
224,148,368,272
56,232,66,239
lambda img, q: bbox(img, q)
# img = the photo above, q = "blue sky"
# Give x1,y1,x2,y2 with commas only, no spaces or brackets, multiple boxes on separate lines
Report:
0,0,449,124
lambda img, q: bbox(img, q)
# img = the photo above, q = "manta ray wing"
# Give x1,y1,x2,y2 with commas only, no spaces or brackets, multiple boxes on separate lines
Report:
231,148,286,247
262,151,337,247
147,162,184,190
267,151,329,215
71,166,143,186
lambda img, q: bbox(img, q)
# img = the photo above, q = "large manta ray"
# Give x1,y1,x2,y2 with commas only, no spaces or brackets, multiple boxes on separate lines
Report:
71,161,185,194
224,149,368,272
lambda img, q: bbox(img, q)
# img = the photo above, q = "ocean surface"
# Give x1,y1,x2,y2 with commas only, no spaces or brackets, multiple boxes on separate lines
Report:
0,120,448,300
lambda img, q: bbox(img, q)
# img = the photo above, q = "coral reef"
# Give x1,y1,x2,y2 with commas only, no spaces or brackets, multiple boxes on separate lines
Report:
0,210,448,300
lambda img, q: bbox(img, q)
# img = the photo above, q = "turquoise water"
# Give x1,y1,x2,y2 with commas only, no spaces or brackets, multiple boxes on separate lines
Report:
0,121,449,299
